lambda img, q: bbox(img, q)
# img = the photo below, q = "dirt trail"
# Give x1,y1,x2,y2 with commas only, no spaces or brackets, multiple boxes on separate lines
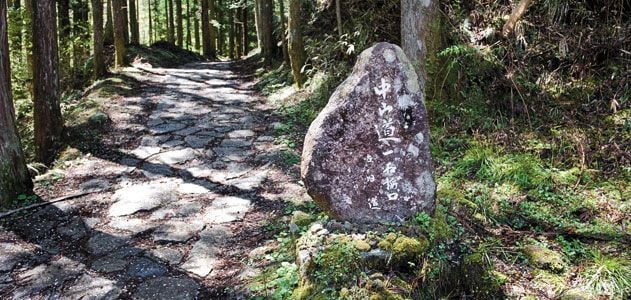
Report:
0,61,307,299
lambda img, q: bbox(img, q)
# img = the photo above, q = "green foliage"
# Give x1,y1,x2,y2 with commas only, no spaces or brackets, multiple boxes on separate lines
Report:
583,252,631,299
312,237,362,290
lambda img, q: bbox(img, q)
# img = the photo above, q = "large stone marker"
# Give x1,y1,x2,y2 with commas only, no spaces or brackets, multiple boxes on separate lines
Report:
301,42,435,224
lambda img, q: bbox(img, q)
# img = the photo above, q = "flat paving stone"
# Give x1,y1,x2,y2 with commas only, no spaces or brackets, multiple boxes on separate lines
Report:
227,129,256,138
149,122,187,135
152,219,205,243
141,163,174,179
131,146,161,159
87,233,130,256
109,183,177,217
184,135,213,148
203,196,252,224
219,138,253,148
91,256,128,273
79,178,111,192
174,126,201,136
151,247,184,265
181,225,232,277
150,200,204,220
108,217,156,234
132,277,199,300
56,218,87,241
177,182,213,194
62,274,121,299
152,148,197,165
126,257,167,278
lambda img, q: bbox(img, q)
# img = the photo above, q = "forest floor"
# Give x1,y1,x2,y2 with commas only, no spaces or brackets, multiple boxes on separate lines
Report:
0,59,309,298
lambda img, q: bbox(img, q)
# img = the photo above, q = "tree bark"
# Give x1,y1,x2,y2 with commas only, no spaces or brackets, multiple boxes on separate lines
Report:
242,4,248,54
122,0,129,43
502,0,535,37
31,0,64,165
278,0,289,65
194,4,200,51
72,0,90,85
209,0,216,56
129,0,139,44
175,0,183,47
186,0,191,49
148,0,153,43
112,0,127,67
0,0,33,206
401,0,440,94
287,0,305,87
335,0,342,37
235,8,243,57
57,0,71,39
201,0,213,58
92,0,106,78
168,0,175,43
228,7,234,59
104,0,114,45
217,0,224,55
256,0,274,65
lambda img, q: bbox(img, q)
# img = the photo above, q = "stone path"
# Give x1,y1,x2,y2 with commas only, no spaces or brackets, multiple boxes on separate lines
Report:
0,61,307,298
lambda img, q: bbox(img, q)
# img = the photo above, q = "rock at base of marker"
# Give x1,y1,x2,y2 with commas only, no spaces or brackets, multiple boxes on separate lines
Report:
301,42,436,224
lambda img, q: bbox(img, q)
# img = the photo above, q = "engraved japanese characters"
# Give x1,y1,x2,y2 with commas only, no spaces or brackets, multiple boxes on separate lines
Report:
301,42,436,224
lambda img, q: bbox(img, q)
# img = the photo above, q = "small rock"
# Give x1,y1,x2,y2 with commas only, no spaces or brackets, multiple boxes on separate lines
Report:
126,257,167,278
132,277,199,300
91,257,128,273
87,233,129,256
108,183,176,217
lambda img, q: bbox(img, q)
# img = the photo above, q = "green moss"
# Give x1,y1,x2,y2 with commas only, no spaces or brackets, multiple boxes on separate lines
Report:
429,210,454,242
354,239,371,252
524,244,566,273
391,236,429,260
312,237,362,289
291,210,314,227
291,284,313,300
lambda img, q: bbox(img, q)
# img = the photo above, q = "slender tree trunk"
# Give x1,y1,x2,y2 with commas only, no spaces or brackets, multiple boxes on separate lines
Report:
401,0,440,93
254,0,261,49
242,4,248,54
201,0,213,58
112,0,127,67
57,0,71,40
194,4,200,52
256,0,273,65
0,0,33,205
129,0,139,44
104,0,114,45
168,0,175,43
209,0,216,56
335,0,342,37
228,8,234,59
92,0,106,78
122,0,129,43
148,0,153,44
31,0,64,165
502,0,534,37
72,0,89,86
278,0,289,65
235,8,243,57
10,0,22,49
217,0,224,55
186,0,191,49
175,0,183,47
288,0,305,87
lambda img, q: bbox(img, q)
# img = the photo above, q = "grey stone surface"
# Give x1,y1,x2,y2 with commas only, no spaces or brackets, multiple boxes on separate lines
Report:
153,148,197,165
56,218,87,241
87,233,129,256
131,146,161,159
132,277,199,300
141,163,174,178
79,178,111,192
109,183,176,217
184,135,213,148
181,226,232,277
301,42,436,224
108,217,155,234
227,129,256,139
203,196,252,224
220,138,252,148
151,247,184,265
152,219,204,242
91,257,128,273
177,182,212,194
62,274,121,299
0,243,27,272
149,122,187,135
126,257,167,278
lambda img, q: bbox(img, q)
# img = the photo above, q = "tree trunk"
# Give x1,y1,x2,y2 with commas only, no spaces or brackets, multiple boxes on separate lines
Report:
228,8,234,59
217,0,224,55
278,0,289,65
335,0,342,37
287,0,305,87
31,0,64,165
104,0,114,45
112,0,127,67
0,0,33,205
72,0,89,86
186,0,191,49
148,0,153,43
194,5,200,51
168,0,175,43
502,0,534,37
401,0,440,94
122,0,129,43
10,0,22,49
175,0,183,47
256,0,273,65
201,0,213,58
209,0,216,56
92,0,106,78
235,8,243,57
129,0,139,44
242,4,248,54
57,0,71,39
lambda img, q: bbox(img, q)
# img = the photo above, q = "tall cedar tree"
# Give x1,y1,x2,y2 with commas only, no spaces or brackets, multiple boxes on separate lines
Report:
92,0,106,78
194,4,200,51
278,0,289,65
176,0,184,47
0,0,33,205
104,0,114,45
287,0,305,87
241,5,248,54
186,0,191,48
31,0,64,164
122,0,129,43
148,0,153,43
168,0,175,43
228,6,234,59
112,0,126,67
209,0,216,55
256,0,274,64
201,0,214,58
129,0,140,44
401,0,440,91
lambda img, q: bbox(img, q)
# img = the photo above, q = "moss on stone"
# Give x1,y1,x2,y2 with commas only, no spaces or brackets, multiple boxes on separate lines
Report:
291,284,313,300
312,237,362,288
391,236,429,260
354,239,371,252
524,244,566,273
291,210,314,227
429,211,453,242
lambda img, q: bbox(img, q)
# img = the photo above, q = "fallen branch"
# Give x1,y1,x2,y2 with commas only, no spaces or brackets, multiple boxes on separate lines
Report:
502,0,536,38
0,190,103,219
